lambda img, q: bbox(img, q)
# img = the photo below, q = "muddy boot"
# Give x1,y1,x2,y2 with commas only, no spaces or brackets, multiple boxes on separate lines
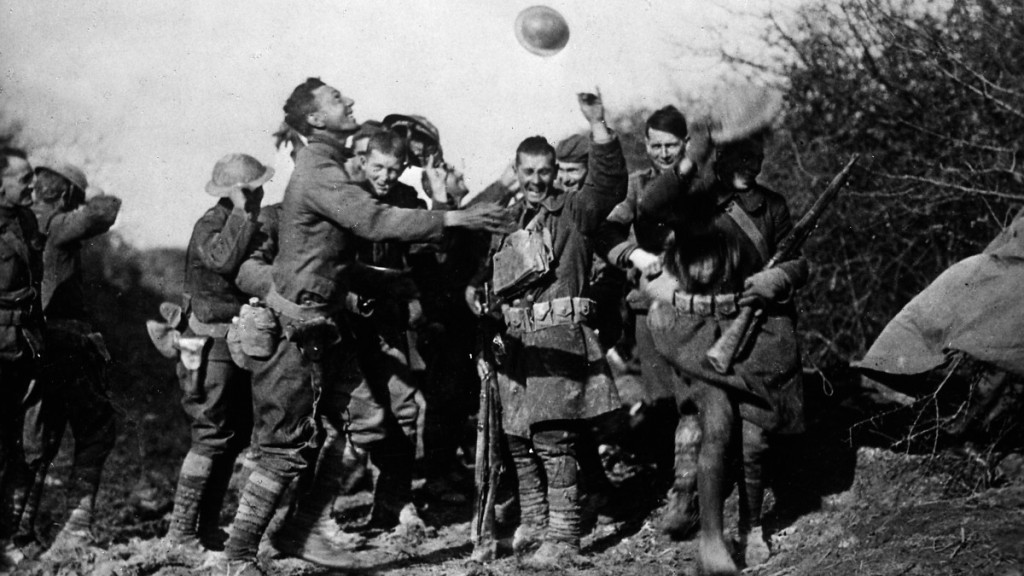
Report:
659,413,701,539
40,507,97,561
165,451,214,553
508,435,547,556
220,558,267,576
272,434,367,567
365,435,416,530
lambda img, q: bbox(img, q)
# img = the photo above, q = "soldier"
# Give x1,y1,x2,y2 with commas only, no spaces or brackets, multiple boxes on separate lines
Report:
465,89,627,568
639,131,806,574
0,147,43,569
219,77,506,575
594,106,701,532
163,154,271,555
16,160,120,556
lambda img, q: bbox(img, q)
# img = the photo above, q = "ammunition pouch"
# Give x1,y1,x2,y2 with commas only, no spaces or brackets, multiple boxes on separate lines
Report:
671,292,740,318
502,297,596,334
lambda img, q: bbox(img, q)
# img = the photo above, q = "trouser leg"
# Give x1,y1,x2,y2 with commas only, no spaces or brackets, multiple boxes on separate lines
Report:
739,420,768,531
61,360,117,535
694,382,738,575
0,360,34,541
224,337,318,563
171,350,252,544
13,375,60,542
659,410,701,538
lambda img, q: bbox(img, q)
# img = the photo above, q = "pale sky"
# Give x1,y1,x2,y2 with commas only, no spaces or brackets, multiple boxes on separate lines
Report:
0,0,796,248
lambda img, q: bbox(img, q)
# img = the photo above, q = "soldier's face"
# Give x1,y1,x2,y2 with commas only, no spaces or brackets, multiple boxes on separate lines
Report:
364,149,406,196
344,137,371,182
717,143,764,190
557,161,587,194
645,128,685,173
309,85,359,134
0,157,35,208
515,153,557,206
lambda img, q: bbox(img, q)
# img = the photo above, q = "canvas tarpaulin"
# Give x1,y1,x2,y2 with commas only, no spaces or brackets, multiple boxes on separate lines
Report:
854,208,1024,378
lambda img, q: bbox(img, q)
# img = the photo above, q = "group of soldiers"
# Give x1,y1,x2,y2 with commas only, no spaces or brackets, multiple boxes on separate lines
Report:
0,74,807,576
0,149,122,567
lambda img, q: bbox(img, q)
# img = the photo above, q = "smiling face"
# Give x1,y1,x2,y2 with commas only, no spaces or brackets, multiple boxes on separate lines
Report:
364,148,406,196
0,156,35,208
309,84,358,134
515,152,557,206
556,161,587,194
645,128,685,173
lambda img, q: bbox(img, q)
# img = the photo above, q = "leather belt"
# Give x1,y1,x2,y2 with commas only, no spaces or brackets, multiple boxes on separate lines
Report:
671,292,739,318
503,297,595,333
188,314,231,339
266,285,338,323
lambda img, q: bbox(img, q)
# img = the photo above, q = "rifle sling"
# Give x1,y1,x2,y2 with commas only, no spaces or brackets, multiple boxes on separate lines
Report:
724,199,770,264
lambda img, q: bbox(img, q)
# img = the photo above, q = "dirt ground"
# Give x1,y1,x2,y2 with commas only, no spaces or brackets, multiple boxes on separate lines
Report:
10,360,1024,576
7,265,1023,576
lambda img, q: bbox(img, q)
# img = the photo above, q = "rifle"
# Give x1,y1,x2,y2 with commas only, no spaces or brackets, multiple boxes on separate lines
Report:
470,283,503,563
706,155,860,374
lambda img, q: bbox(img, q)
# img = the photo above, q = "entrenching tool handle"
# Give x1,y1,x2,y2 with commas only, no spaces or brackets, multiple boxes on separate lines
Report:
707,306,756,374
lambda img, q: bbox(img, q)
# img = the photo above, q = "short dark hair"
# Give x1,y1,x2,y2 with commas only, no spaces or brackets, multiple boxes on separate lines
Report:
366,130,408,159
34,168,70,204
283,77,327,136
645,106,688,140
0,147,28,174
515,136,556,164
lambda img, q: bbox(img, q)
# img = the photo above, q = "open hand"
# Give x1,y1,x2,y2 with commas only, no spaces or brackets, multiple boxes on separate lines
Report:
577,86,606,126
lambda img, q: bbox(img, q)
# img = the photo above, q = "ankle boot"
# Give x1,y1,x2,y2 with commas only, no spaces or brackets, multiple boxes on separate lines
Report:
507,435,547,555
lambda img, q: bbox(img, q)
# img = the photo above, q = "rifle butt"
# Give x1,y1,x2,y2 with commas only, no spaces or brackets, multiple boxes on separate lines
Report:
707,306,755,374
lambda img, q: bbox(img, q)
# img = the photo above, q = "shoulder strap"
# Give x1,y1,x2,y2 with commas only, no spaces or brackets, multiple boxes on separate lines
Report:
724,200,770,263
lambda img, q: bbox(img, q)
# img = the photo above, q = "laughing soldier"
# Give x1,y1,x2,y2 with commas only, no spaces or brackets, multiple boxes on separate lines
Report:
467,89,626,568
219,77,507,575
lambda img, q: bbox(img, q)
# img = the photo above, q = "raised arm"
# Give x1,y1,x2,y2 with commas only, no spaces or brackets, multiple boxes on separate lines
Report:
45,196,121,247
195,203,262,276
571,89,627,231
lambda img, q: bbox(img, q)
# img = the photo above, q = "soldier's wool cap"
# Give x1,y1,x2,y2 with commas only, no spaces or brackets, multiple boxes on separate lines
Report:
205,154,274,197
34,160,88,192
382,114,440,145
555,133,589,164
